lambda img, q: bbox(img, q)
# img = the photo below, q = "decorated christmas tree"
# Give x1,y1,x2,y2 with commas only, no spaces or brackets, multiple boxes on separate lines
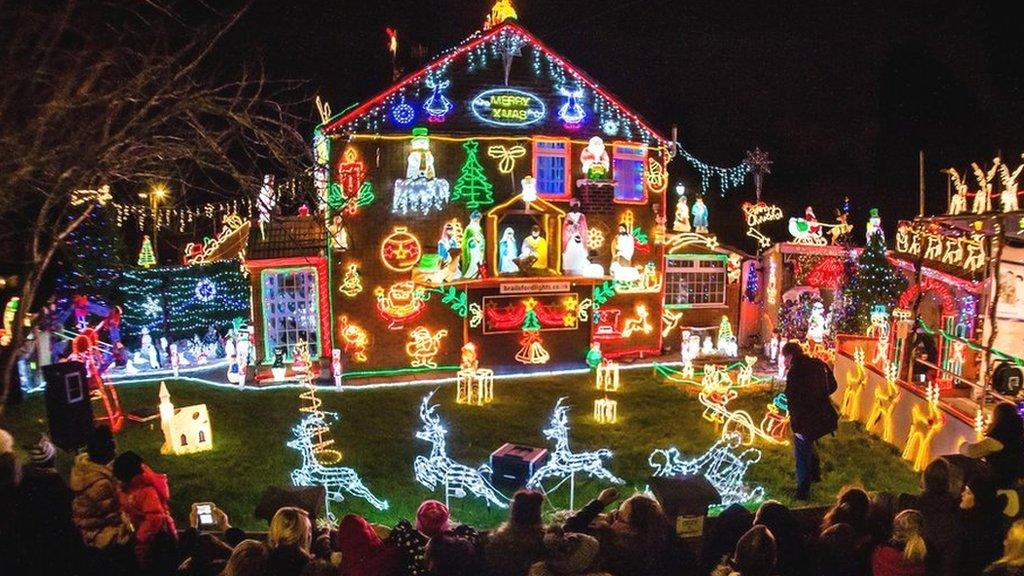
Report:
830,251,859,334
137,235,156,268
54,205,124,300
452,140,494,209
844,231,907,333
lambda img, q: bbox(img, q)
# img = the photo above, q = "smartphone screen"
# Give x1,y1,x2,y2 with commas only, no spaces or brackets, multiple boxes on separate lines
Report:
197,504,214,526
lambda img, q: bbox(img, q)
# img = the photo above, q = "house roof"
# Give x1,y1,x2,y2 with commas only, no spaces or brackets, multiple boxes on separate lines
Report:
322,21,668,146
246,216,325,261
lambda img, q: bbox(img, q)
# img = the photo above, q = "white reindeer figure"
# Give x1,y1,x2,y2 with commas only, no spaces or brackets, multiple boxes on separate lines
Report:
971,159,1001,214
947,168,969,215
527,398,623,507
413,391,507,508
287,414,389,519
999,157,1023,213
649,432,764,506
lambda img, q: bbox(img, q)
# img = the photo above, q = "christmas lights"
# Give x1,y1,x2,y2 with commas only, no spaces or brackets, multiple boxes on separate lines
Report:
486,143,527,174
380,227,423,272
901,384,945,472
895,223,989,276
557,86,586,127
866,362,901,443
414,391,508,507
593,397,617,424
137,236,156,268
515,298,551,364
527,398,623,509
646,158,668,194
998,158,1022,212
405,327,448,369
453,140,496,209
338,316,369,362
389,95,416,126
423,77,453,121
676,145,749,196
971,160,1000,214
338,264,362,297
471,88,546,127
841,348,867,421
595,360,620,392
620,304,653,338
742,202,783,249
759,394,790,443
649,432,765,506
456,343,494,405
375,282,428,330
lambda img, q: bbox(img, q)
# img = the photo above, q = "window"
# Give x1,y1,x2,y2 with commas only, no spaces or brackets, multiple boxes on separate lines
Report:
180,434,188,446
532,138,571,199
612,143,646,203
664,256,727,307
261,267,321,361
199,431,206,443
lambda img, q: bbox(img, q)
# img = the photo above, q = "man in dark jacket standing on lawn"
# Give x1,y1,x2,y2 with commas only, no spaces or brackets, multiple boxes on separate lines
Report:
783,341,839,500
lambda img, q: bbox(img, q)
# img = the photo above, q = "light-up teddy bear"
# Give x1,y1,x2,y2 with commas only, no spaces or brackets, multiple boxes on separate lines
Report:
580,136,610,179
405,127,436,180
806,301,827,343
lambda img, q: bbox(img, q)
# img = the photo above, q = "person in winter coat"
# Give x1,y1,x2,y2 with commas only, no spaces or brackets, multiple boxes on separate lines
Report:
223,539,271,576
485,490,548,576
700,502,755,574
901,457,964,576
9,434,84,575
388,500,482,576
782,342,839,500
711,524,777,576
529,531,611,576
871,509,927,576
425,532,483,576
71,425,133,550
960,472,1008,576
564,488,696,576
753,500,810,576
962,402,1024,488
815,523,861,576
113,450,179,570
985,519,1024,576
268,506,314,576
335,513,396,576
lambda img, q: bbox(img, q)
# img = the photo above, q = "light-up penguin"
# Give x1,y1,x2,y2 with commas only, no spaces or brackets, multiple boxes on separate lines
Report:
461,210,485,279
610,223,640,281
405,127,436,179
580,136,610,179
498,227,518,274
691,196,709,234
562,199,590,275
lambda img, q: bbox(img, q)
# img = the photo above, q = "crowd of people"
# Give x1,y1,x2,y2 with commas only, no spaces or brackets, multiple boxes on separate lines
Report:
3,393,1024,576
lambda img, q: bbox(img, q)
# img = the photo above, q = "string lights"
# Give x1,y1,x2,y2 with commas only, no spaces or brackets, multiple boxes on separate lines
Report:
649,432,765,506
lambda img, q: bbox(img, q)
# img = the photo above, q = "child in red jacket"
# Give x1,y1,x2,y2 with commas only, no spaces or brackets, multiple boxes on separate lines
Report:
113,451,178,569
872,510,927,576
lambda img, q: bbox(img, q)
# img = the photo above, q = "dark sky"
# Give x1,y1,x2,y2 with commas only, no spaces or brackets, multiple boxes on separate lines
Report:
226,0,1023,250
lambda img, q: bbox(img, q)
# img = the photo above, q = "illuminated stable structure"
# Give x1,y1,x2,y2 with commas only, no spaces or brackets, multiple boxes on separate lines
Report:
304,10,681,375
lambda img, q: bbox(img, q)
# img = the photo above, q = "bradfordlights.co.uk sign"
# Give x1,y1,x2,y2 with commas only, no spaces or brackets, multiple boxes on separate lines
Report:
471,88,546,127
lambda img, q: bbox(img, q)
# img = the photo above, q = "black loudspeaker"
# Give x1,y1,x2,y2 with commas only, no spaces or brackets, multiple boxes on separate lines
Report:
254,486,326,523
490,443,549,489
648,475,722,518
43,362,94,452
993,362,1024,397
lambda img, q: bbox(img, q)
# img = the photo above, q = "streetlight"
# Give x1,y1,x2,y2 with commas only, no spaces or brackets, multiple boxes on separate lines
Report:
138,185,168,264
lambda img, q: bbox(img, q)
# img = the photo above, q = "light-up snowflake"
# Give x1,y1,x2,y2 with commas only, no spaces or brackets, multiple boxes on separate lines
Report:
142,296,162,319
194,278,217,302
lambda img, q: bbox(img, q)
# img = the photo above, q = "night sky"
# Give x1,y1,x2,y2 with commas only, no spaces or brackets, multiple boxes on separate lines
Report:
224,0,1022,251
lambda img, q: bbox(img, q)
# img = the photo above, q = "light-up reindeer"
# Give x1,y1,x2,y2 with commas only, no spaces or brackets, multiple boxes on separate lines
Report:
901,384,946,472
971,158,1000,214
287,414,389,518
998,157,1023,213
841,348,867,421
866,362,901,443
413,391,507,508
947,167,969,215
527,398,623,505
649,432,765,506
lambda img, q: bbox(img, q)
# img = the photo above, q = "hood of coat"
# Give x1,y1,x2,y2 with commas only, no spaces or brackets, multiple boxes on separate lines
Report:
127,464,170,503
336,514,383,561
70,452,114,492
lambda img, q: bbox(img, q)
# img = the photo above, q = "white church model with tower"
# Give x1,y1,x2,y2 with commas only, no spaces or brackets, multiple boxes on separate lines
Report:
159,381,213,455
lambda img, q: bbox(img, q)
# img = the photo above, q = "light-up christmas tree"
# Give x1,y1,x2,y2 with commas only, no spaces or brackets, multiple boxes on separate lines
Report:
55,205,124,300
137,235,156,268
452,140,494,209
515,298,549,364
845,230,907,333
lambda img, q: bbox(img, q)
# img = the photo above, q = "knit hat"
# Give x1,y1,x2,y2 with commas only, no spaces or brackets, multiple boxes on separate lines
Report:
732,525,777,576
0,428,12,454
26,434,56,468
543,532,600,574
510,490,544,526
415,500,450,537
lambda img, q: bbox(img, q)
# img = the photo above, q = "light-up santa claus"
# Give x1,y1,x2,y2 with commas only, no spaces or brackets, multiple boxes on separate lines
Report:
580,137,610,179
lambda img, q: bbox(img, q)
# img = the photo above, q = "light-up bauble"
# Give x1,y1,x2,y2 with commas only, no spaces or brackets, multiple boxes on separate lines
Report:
380,227,422,272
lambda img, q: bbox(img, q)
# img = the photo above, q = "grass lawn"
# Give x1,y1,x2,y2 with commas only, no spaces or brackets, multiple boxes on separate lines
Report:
1,369,920,530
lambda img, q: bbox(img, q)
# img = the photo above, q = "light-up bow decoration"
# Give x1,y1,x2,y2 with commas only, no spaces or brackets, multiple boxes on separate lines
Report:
649,432,765,506
527,398,623,508
413,391,508,508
